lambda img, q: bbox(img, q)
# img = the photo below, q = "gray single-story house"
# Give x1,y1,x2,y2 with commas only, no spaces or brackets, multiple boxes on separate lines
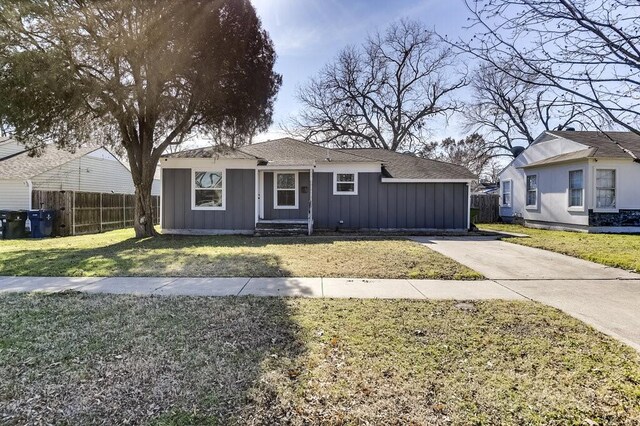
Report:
159,138,476,235
499,130,640,233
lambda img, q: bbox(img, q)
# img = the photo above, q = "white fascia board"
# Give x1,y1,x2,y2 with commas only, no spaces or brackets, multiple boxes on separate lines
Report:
86,147,119,161
160,157,258,169
381,178,475,183
257,164,314,170
314,162,381,173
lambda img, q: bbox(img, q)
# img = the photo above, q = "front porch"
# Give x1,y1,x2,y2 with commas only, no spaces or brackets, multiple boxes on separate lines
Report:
257,168,314,235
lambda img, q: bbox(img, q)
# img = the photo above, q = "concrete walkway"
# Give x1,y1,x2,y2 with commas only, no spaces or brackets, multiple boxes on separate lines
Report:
0,275,522,300
411,236,640,351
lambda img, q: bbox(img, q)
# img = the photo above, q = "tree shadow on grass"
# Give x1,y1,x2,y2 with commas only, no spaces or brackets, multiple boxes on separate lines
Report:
0,233,410,278
0,292,306,424
0,240,289,277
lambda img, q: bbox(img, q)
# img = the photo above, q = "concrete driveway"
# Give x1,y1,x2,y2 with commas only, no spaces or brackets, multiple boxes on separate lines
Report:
411,236,640,351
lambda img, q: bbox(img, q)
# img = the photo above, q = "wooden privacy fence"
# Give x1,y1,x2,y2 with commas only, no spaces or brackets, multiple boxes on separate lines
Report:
470,193,500,224
32,190,160,236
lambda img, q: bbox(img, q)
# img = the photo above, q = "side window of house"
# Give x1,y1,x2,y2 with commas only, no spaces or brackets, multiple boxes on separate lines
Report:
595,169,616,209
501,180,511,206
526,175,538,207
568,170,583,208
194,171,224,209
334,173,357,195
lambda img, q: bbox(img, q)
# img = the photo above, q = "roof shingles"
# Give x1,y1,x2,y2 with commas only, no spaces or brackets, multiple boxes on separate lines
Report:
548,131,640,159
340,149,477,180
162,138,476,180
0,145,99,180
240,138,374,165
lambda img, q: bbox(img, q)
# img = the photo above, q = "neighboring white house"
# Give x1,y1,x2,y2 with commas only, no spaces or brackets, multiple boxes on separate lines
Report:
499,130,640,233
0,138,160,210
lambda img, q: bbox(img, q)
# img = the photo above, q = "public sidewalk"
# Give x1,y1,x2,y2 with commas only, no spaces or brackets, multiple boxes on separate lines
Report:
0,275,522,300
2,273,640,351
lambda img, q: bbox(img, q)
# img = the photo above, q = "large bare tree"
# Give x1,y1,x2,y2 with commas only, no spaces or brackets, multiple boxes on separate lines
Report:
0,0,281,237
288,19,466,152
419,133,498,180
464,64,588,156
455,0,640,135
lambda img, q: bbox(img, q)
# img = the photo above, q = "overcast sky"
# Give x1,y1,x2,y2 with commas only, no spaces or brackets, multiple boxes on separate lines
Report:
251,0,474,143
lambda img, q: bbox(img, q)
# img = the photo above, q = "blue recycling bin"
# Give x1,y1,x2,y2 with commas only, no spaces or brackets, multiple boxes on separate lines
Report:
28,209,56,238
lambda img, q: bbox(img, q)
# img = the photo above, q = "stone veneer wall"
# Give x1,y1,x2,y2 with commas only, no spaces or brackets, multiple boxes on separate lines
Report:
589,209,640,227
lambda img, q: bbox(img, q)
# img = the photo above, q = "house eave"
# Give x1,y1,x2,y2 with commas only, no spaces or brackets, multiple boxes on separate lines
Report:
380,178,475,183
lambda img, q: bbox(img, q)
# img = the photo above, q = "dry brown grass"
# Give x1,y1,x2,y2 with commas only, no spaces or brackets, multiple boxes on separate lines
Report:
0,229,481,279
1,293,639,425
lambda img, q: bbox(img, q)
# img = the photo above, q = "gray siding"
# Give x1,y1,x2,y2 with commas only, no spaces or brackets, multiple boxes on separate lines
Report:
162,168,255,230
262,171,310,220
312,172,468,230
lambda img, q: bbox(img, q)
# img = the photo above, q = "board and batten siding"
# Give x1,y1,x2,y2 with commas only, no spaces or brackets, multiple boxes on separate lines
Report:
162,168,255,231
312,172,469,230
262,171,310,220
0,179,31,210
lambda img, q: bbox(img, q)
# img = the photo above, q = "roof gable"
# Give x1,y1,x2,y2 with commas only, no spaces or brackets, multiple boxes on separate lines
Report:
0,145,100,180
547,130,640,159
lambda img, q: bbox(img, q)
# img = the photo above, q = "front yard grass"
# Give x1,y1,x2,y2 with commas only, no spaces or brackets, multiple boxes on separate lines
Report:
480,224,640,273
1,293,639,424
0,229,481,279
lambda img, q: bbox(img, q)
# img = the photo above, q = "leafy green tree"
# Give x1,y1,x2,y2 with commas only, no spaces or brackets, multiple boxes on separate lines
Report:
0,0,281,237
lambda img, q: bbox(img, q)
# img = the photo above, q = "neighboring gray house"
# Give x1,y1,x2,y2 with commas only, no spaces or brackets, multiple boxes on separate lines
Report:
0,138,160,210
499,130,640,233
160,138,476,235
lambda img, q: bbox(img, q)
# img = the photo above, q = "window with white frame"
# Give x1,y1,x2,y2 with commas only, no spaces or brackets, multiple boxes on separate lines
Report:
193,170,224,209
334,172,358,195
274,172,298,208
568,170,584,208
501,180,512,206
526,175,538,208
595,169,616,209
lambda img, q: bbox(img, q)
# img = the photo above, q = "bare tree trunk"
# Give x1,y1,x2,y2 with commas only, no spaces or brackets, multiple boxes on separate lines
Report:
126,136,160,238
133,180,157,238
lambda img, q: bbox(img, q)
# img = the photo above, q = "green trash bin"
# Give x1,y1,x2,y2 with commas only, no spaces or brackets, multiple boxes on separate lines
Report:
1,211,28,239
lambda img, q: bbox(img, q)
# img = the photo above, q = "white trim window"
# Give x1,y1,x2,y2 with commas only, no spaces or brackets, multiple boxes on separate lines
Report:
501,180,512,207
274,171,298,209
192,170,225,210
333,172,358,195
526,174,538,208
568,170,584,208
595,169,616,210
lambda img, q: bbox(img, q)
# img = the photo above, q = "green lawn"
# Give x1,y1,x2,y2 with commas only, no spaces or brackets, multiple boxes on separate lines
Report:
0,229,481,279
480,224,640,273
1,294,638,424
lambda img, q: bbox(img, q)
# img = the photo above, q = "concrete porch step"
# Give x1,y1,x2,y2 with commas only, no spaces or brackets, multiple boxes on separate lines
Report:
255,220,309,236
